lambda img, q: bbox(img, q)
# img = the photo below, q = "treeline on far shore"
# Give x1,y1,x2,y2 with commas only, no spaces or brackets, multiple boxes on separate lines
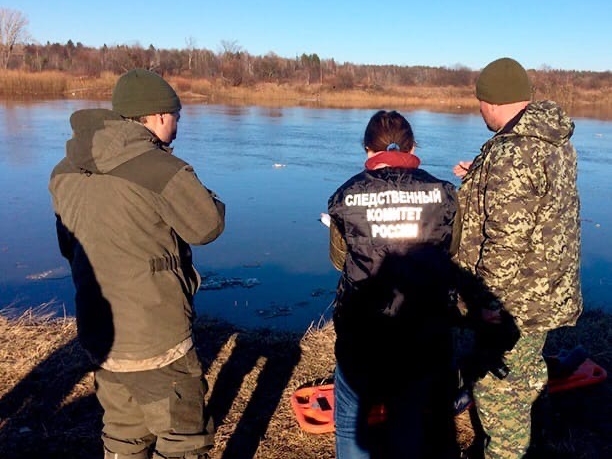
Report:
1,40,611,118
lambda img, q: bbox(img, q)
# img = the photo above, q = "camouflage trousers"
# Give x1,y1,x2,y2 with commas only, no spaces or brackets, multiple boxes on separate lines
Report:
472,332,548,459
95,348,215,459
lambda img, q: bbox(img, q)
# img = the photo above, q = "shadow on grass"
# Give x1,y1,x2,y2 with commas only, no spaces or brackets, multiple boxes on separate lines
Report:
0,310,610,458
195,320,302,459
0,314,302,459
0,334,100,457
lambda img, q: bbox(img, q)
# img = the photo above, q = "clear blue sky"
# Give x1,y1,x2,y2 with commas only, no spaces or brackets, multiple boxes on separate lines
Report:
15,0,612,72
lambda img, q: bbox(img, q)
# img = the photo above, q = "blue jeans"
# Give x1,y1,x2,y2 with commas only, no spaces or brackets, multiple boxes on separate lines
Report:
334,365,373,459
334,365,459,459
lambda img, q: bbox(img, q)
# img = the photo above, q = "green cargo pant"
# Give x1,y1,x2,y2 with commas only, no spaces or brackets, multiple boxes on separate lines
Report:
95,348,215,459
473,332,548,459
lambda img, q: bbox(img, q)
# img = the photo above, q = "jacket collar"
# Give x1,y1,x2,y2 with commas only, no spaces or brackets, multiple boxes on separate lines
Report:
364,151,421,170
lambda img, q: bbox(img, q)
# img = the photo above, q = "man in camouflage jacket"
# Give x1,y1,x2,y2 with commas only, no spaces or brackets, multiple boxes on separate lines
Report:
453,58,583,459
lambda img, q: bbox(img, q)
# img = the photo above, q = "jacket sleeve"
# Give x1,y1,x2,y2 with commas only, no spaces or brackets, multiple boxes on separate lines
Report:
449,201,462,257
158,166,225,245
329,218,347,271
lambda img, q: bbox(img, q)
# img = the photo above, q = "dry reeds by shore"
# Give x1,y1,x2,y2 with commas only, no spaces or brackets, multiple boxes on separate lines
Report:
0,305,611,458
0,69,478,111
2,70,611,120
0,70,115,99
0,70,66,97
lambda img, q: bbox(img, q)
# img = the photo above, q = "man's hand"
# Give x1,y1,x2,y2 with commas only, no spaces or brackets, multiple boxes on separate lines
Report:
453,161,473,179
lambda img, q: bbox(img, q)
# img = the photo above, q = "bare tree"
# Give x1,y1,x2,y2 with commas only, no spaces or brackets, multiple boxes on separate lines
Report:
0,8,29,69
219,39,242,56
218,40,245,86
185,36,197,71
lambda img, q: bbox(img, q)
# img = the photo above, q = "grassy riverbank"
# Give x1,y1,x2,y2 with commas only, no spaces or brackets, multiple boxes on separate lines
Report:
0,306,610,458
2,70,612,120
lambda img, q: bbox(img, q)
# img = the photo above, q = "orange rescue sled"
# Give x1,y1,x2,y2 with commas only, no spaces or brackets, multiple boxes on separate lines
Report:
547,358,607,393
290,383,335,434
290,382,387,434
545,346,608,393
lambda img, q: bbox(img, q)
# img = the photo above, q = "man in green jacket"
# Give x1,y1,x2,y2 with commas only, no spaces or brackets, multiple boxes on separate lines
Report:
453,57,583,458
49,69,225,459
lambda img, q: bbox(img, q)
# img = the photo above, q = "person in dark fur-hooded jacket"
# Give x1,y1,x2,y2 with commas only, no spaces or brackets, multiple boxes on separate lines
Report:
49,69,224,459
326,110,461,459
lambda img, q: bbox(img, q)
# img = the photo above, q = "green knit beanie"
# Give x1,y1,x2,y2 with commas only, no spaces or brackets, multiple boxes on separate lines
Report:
475,57,532,104
112,68,182,117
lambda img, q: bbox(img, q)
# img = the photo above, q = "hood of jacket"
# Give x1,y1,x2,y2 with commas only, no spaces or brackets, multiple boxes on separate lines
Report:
66,108,172,174
499,100,574,147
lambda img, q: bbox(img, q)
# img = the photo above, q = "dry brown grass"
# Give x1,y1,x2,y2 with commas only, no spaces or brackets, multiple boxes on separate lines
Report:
0,70,68,97
0,304,610,458
176,81,479,113
2,70,611,120
0,70,115,98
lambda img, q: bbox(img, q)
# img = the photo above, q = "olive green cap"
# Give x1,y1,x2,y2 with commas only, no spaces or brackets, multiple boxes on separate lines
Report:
112,68,181,117
475,57,532,104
